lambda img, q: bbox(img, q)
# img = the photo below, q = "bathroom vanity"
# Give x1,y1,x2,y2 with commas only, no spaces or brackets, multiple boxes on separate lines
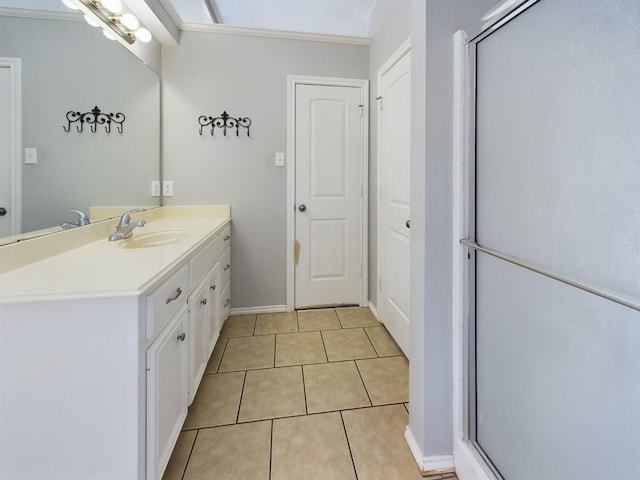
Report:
0,206,231,480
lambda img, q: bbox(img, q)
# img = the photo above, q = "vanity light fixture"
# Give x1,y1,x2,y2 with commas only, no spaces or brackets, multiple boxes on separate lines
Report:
61,0,152,45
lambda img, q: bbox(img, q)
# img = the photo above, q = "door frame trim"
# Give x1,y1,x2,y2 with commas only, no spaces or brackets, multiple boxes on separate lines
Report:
286,75,369,311
375,37,411,335
0,57,22,237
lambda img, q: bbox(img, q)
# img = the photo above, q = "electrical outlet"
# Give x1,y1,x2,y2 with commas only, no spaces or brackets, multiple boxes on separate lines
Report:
162,180,174,197
151,181,161,197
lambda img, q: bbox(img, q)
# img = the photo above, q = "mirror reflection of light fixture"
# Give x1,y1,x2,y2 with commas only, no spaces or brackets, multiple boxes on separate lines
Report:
61,0,152,45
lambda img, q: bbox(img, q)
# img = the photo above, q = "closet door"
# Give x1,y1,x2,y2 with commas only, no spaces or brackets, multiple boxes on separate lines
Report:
468,1,640,479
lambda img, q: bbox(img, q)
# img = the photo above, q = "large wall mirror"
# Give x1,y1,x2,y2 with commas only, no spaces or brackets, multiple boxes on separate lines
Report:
0,5,160,244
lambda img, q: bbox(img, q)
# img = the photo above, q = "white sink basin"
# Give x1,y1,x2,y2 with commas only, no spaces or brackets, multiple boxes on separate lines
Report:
119,228,195,249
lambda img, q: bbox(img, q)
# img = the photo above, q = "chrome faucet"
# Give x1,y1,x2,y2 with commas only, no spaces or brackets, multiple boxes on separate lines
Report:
108,209,146,241
61,209,90,229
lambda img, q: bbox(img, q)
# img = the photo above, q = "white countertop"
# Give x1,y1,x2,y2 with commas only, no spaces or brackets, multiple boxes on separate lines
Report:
0,206,230,303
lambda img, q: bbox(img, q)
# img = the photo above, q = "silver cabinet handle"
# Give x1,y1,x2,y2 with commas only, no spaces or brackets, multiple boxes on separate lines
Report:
298,204,307,212
177,332,186,342
224,235,230,241
406,220,410,228
224,264,230,271
201,298,207,306
165,287,182,304
224,299,230,307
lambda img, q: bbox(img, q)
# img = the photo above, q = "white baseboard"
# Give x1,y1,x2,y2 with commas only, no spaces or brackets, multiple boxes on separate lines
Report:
454,437,494,480
367,300,379,320
404,427,455,475
229,305,287,316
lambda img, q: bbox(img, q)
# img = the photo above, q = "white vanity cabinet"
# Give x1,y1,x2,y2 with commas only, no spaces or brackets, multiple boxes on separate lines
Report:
146,305,188,480
220,224,232,321
207,264,222,355
187,277,210,405
0,207,230,480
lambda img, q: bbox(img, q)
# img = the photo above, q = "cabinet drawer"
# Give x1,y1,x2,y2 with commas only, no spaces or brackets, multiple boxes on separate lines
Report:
146,265,189,340
189,235,221,289
220,247,231,286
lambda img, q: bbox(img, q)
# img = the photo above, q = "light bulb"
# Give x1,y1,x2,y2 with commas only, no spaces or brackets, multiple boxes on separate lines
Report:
120,13,139,30
103,29,117,40
84,14,100,27
61,0,79,10
101,0,123,14
135,28,152,43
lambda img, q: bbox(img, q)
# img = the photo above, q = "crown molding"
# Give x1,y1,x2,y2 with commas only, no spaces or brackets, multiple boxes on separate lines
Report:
0,7,81,22
180,22,371,46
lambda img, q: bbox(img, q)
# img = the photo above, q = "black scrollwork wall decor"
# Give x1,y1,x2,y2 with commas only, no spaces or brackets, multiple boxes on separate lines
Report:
63,106,126,134
198,111,251,137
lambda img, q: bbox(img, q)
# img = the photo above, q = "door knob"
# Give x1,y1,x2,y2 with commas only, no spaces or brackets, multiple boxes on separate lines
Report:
406,220,410,228
298,204,307,212
0,207,6,216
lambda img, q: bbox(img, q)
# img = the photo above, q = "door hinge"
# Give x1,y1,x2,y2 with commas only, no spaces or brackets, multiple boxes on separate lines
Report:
358,104,364,118
379,187,383,201
376,95,383,110
359,185,363,198
359,265,363,277
379,276,382,291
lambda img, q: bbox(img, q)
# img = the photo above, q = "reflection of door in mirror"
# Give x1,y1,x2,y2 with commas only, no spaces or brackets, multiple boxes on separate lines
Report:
0,60,20,237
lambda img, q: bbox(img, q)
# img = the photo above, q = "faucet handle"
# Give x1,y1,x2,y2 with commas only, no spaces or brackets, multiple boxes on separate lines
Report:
119,208,145,225
67,209,90,226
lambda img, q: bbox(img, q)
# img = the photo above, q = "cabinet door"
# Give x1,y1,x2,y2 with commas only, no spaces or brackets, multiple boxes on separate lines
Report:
207,265,221,356
188,279,209,405
146,306,188,480
220,281,231,324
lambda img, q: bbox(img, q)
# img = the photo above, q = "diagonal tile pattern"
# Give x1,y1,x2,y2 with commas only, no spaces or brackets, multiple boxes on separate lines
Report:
163,308,417,480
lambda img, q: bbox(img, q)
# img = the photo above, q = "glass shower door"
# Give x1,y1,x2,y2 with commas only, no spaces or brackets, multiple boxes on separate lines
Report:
467,1,640,478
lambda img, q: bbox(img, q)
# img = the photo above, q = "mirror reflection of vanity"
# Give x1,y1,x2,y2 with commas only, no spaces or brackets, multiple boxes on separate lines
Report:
0,6,160,244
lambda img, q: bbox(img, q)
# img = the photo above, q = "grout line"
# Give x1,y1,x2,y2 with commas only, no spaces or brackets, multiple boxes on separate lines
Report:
179,428,199,480
235,370,248,424
340,410,359,480
362,327,381,357
354,360,374,406
319,329,331,362
301,365,309,415
215,337,229,373
268,419,274,480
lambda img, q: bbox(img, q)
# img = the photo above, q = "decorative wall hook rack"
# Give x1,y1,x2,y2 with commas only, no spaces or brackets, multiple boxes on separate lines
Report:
63,106,126,134
198,111,251,137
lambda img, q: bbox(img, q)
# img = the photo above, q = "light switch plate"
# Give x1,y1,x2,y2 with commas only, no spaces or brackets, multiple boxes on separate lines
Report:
275,152,285,167
24,148,37,165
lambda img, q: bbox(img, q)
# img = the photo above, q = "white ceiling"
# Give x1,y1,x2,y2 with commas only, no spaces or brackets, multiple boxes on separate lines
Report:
4,0,377,37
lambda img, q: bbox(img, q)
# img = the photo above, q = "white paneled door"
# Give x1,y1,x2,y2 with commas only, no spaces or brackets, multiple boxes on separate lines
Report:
294,83,366,309
378,47,411,356
0,66,14,237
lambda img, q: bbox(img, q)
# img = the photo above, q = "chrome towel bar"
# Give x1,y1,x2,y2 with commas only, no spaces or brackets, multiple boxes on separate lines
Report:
460,239,640,312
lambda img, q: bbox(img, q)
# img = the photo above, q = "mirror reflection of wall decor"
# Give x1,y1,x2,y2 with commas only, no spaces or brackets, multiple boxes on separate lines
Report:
198,111,252,137
0,11,160,243
63,106,126,134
